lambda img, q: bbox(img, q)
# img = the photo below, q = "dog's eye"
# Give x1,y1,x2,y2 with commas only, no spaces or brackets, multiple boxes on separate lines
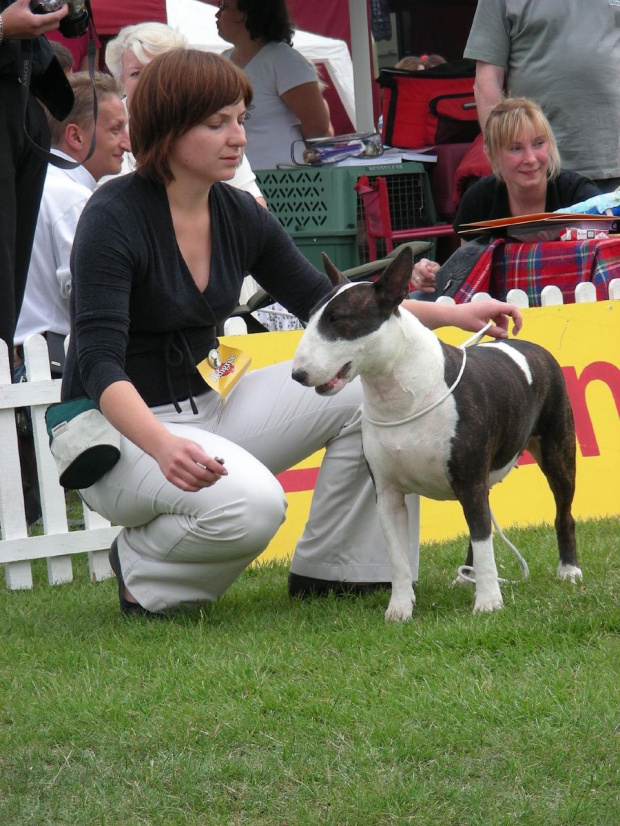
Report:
328,313,341,323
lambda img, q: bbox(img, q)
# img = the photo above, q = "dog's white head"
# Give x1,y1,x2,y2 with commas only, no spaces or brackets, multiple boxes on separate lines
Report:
292,247,413,394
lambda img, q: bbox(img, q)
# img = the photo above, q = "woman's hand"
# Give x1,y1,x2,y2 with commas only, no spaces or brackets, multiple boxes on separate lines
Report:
452,299,523,339
2,0,68,39
153,432,228,493
404,296,523,339
99,381,228,493
410,258,439,293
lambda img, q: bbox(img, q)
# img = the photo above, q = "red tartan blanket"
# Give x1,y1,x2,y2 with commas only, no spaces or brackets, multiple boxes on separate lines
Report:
454,237,620,305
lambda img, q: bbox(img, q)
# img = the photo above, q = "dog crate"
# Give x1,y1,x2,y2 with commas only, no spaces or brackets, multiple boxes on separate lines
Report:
256,161,438,270
351,165,437,262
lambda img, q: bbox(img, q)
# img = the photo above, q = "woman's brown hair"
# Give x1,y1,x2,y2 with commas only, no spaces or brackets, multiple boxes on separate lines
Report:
130,49,253,184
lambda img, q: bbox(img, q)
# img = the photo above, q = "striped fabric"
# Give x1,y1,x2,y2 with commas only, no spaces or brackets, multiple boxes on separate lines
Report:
454,237,620,305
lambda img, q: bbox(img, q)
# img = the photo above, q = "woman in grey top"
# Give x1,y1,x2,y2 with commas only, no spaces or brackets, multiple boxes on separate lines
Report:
63,49,522,616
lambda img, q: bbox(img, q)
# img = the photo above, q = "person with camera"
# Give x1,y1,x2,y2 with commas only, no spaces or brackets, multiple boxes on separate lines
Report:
13,70,128,527
0,0,74,376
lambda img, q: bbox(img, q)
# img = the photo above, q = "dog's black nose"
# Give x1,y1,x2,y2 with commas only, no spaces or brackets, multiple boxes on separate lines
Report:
292,368,309,386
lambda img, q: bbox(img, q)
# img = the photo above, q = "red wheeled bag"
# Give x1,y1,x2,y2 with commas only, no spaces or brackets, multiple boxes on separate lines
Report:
379,59,480,148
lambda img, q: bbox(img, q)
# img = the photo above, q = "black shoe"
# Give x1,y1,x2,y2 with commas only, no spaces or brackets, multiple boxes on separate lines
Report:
108,539,157,617
23,483,42,526
288,572,391,598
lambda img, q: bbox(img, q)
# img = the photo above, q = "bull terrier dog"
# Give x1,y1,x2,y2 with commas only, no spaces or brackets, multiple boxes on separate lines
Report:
291,248,581,621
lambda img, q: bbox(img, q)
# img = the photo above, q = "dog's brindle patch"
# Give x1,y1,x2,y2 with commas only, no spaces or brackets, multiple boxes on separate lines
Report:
310,251,411,344
316,282,398,342
444,339,577,568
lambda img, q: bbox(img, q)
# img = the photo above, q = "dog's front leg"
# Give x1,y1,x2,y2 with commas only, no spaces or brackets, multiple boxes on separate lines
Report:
375,482,416,622
459,490,503,613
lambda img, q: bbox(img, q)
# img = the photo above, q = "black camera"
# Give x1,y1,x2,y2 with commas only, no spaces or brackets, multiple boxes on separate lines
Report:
31,0,89,39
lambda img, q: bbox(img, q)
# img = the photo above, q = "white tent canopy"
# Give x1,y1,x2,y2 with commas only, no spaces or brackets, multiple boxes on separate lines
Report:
165,0,357,128
347,0,374,133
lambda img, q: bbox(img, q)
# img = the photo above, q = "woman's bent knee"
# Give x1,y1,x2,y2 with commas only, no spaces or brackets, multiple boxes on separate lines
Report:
225,475,286,546
187,477,287,561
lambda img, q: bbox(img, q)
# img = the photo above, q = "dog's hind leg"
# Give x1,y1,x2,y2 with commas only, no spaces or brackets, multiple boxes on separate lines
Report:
375,483,416,622
458,488,503,613
527,427,581,583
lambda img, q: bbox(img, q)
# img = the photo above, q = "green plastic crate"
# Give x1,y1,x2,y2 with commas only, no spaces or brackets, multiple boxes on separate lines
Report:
256,166,360,234
291,230,359,272
256,162,438,265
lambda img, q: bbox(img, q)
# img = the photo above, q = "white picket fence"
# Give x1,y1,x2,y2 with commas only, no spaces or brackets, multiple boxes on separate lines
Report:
0,335,119,590
2,279,619,591
436,279,620,308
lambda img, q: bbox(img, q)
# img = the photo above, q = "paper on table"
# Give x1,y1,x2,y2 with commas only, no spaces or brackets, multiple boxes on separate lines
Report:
332,154,407,167
381,146,438,163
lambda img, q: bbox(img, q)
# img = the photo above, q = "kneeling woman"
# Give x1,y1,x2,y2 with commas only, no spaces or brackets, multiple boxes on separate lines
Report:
62,50,522,615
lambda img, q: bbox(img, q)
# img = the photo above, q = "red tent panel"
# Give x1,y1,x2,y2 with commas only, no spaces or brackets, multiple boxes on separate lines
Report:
90,0,167,37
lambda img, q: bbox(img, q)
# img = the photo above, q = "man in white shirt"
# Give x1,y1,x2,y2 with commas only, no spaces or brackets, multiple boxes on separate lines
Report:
15,71,130,371
14,70,129,525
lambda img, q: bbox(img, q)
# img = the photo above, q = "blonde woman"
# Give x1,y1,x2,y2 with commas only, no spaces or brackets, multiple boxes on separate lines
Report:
412,97,600,294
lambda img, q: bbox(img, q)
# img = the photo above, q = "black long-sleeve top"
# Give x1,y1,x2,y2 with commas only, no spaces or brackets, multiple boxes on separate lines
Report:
453,170,600,238
0,0,54,77
61,172,331,409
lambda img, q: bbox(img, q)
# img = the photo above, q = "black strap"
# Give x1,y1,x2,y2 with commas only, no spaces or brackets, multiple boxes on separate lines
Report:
21,18,98,169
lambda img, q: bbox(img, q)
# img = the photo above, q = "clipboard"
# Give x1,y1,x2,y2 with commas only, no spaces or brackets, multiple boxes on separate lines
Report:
458,212,619,240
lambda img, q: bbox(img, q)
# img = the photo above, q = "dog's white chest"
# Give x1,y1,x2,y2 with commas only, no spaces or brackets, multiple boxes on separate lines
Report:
362,401,458,500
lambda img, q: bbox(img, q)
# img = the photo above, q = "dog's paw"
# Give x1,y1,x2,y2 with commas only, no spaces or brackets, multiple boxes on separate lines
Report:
385,601,414,622
473,595,503,614
385,590,415,622
557,563,583,583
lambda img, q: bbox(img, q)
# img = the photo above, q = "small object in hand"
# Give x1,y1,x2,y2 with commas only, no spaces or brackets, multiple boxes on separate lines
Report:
197,457,225,470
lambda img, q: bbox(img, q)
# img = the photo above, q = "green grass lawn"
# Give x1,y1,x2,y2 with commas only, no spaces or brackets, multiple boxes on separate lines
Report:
1,517,619,826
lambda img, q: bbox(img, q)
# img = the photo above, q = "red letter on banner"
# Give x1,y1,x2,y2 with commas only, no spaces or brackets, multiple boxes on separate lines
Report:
562,362,620,457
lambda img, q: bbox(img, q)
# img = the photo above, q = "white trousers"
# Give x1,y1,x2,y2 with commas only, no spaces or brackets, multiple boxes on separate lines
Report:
81,360,419,612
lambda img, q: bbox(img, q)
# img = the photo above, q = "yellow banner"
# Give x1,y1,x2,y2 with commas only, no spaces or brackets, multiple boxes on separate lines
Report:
222,301,620,559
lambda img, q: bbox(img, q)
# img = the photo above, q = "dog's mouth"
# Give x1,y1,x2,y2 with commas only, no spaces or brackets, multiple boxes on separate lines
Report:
315,362,352,395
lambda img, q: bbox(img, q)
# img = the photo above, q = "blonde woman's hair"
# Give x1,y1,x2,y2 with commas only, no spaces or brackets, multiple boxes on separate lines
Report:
105,22,189,86
484,96,561,181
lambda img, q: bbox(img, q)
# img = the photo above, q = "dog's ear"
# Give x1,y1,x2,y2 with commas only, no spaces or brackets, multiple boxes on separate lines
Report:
322,253,349,288
374,247,413,310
